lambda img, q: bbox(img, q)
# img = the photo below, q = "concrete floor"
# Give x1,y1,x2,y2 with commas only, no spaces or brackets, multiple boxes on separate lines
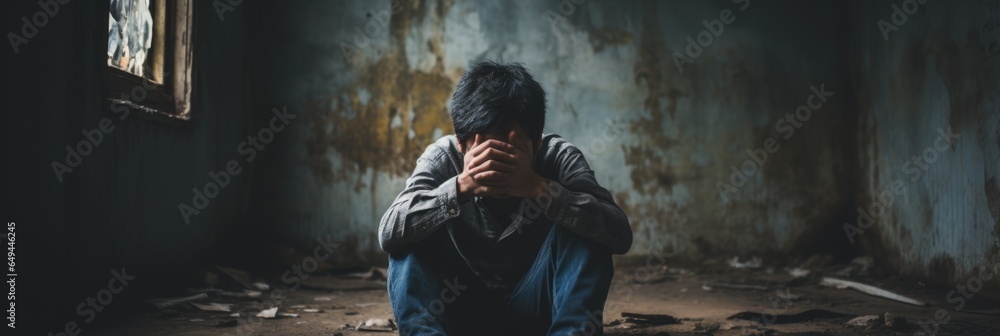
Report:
88,259,1000,336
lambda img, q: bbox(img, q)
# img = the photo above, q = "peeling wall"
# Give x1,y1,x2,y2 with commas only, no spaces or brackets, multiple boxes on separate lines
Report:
249,0,857,264
848,0,1000,290
5,0,995,312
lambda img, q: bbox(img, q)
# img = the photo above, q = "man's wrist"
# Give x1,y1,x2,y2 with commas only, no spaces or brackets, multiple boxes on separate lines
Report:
530,175,548,199
457,172,473,203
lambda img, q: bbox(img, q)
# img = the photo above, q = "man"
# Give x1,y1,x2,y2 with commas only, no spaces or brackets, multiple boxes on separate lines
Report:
379,61,632,335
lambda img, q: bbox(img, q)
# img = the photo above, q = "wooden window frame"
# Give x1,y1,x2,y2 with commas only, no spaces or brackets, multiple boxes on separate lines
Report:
102,0,194,125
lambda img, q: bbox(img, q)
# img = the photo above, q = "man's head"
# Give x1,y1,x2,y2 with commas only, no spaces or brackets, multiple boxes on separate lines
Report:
450,61,547,153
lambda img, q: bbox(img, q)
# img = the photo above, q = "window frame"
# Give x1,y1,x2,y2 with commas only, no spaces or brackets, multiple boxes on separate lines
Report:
102,0,194,125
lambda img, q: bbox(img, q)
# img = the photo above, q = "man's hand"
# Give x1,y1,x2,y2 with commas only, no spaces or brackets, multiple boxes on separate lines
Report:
458,131,546,202
458,134,515,202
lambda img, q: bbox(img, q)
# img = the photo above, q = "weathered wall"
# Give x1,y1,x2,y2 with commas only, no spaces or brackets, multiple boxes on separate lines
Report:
2,1,996,320
848,0,1000,290
248,0,858,264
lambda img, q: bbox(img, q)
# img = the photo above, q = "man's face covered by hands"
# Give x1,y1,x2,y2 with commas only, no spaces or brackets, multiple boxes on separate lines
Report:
458,123,543,200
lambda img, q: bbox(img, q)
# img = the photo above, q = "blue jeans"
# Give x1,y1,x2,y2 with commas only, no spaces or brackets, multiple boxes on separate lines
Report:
387,222,614,336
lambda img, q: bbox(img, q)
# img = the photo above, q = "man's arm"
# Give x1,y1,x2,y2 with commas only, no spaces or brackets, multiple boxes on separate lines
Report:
378,136,514,253
468,132,633,254
378,143,462,253
535,137,633,254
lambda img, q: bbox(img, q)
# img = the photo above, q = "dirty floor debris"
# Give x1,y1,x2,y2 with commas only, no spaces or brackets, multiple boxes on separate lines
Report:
86,260,1000,335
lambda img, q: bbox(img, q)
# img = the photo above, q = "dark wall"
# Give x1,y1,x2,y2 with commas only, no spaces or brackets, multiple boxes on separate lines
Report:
243,0,999,296
245,0,860,268
3,0,250,330
2,2,999,332
848,0,1000,294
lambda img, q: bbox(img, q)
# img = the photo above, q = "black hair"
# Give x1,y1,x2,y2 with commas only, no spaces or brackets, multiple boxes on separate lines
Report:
450,61,547,147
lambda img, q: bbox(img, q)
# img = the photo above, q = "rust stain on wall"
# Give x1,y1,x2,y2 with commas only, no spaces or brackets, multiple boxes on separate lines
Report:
302,0,456,188
621,0,832,256
926,30,993,130
618,0,686,247
625,0,680,198
868,40,932,257
854,3,1000,291
987,178,1000,235
622,0,746,256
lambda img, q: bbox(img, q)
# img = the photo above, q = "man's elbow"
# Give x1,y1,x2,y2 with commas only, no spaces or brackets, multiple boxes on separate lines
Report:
611,213,633,255
608,232,632,255
377,223,408,254
378,236,399,254
377,212,399,253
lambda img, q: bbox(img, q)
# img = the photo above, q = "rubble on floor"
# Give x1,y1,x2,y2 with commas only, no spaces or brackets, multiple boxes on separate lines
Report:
134,265,394,333
820,276,928,306
81,257,999,335
352,318,397,332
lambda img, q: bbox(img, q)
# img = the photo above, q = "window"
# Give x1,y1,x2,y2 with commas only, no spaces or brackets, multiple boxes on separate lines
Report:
104,0,194,122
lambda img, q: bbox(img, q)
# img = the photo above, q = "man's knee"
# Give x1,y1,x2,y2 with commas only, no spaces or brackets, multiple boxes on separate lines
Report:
552,224,613,258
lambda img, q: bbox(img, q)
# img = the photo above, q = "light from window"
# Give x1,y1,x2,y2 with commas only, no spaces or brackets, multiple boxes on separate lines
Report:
107,0,157,80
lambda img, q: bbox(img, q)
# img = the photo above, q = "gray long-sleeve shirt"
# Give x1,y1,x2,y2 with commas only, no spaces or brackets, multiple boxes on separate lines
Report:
379,134,632,288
